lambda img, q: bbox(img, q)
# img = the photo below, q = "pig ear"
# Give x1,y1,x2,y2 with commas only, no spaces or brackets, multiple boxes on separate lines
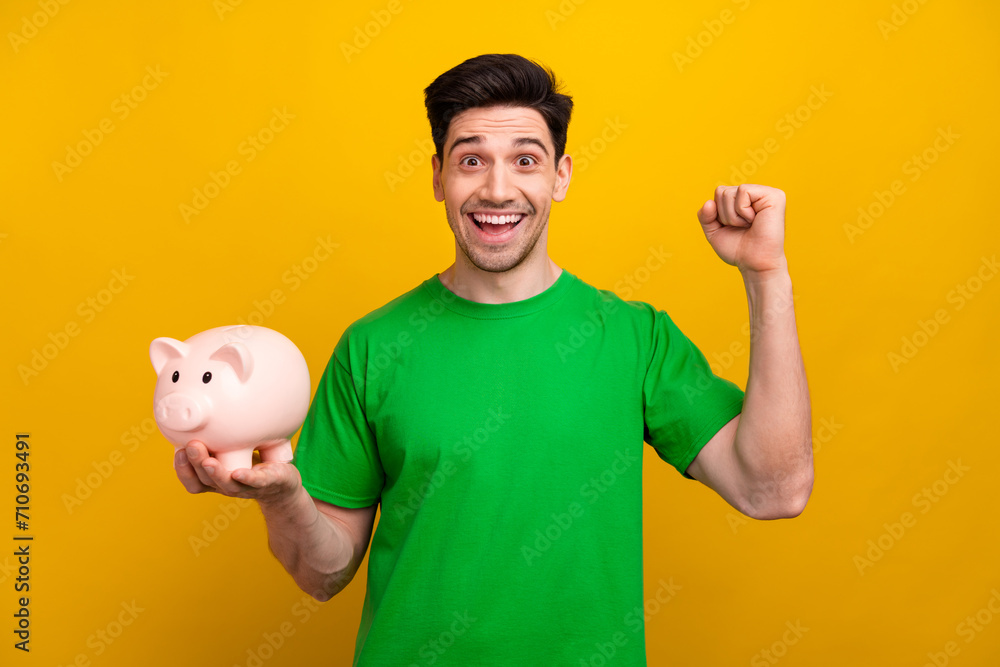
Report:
209,342,254,383
150,338,187,375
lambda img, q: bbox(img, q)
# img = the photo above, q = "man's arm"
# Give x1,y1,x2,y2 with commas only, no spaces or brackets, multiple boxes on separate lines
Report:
686,185,813,519
258,486,377,601
685,263,812,519
177,442,377,600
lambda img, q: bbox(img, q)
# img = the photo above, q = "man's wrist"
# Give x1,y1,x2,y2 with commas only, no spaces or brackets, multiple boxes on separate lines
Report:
739,256,791,287
740,257,796,340
258,478,310,519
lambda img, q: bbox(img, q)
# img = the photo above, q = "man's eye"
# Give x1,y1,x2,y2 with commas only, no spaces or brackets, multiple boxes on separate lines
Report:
460,157,481,167
517,156,537,167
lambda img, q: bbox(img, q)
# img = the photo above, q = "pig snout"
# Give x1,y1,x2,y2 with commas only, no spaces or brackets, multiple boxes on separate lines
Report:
155,393,207,432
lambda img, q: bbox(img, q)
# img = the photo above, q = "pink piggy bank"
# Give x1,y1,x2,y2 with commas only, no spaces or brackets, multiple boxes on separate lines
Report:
149,325,310,471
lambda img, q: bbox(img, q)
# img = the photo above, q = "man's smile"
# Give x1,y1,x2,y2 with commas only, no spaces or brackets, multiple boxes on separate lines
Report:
469,211,525,236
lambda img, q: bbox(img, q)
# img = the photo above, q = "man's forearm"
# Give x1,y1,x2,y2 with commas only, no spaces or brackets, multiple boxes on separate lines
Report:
733,259,813,518
258,485,358,601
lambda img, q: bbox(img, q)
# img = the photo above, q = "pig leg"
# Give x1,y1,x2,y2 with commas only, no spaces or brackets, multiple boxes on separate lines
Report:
213,448,254,472
260,439,293,464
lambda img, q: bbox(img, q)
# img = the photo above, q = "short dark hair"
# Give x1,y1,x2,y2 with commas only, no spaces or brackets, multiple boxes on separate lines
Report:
423,54,574,165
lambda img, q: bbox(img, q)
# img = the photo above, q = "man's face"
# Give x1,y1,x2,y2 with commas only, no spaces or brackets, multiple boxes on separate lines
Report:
432,106,572,274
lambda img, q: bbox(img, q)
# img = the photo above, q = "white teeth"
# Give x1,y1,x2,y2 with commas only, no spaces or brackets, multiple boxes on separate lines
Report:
473,213,523,225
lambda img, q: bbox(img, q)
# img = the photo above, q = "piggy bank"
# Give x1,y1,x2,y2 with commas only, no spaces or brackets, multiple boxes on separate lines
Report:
149,325,310,471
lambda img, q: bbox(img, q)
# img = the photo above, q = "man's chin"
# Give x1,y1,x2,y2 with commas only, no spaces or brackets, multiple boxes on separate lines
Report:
464,251,524,274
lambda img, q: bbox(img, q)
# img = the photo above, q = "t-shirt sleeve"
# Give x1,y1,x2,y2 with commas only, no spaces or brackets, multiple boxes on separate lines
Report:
642,307,745,479
292,330,385,508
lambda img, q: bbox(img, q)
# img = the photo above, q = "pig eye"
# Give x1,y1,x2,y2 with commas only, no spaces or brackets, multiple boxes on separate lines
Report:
202,372,212,384
171,371,179,383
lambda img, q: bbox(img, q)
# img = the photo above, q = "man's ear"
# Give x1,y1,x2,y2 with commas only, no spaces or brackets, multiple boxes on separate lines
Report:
552,153,573,202
432,153,445,202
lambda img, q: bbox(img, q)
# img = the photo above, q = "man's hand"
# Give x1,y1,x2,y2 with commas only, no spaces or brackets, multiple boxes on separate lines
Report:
175,441,300,507
176,440,377,601
696,184,788,275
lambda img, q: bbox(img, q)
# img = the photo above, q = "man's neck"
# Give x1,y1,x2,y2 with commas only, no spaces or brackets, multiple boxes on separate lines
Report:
439,257,562,304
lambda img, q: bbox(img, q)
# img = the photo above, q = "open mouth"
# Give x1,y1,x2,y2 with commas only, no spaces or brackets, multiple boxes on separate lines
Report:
469,212,524,236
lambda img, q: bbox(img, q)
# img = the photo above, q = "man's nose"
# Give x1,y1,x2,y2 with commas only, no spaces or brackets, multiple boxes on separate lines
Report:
480,164,517,203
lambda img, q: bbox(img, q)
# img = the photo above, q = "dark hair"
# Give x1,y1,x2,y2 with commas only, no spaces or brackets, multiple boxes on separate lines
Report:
423,54,574,165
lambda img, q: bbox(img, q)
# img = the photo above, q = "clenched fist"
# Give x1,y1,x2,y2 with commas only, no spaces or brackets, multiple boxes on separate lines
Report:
697,184,788,276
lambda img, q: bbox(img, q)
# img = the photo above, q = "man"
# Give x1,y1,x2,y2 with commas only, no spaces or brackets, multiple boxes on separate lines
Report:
175,53,813,665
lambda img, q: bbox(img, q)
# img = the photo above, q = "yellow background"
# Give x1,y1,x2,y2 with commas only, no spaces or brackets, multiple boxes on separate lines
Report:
3,0,998,664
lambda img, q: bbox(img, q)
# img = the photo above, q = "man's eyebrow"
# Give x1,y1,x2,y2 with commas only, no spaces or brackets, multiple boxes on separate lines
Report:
513,137,549,157
448,135,482,156
447,135,551,158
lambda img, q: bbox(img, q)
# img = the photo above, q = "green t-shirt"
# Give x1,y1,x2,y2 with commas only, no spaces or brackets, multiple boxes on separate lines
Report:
293,268,745,666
